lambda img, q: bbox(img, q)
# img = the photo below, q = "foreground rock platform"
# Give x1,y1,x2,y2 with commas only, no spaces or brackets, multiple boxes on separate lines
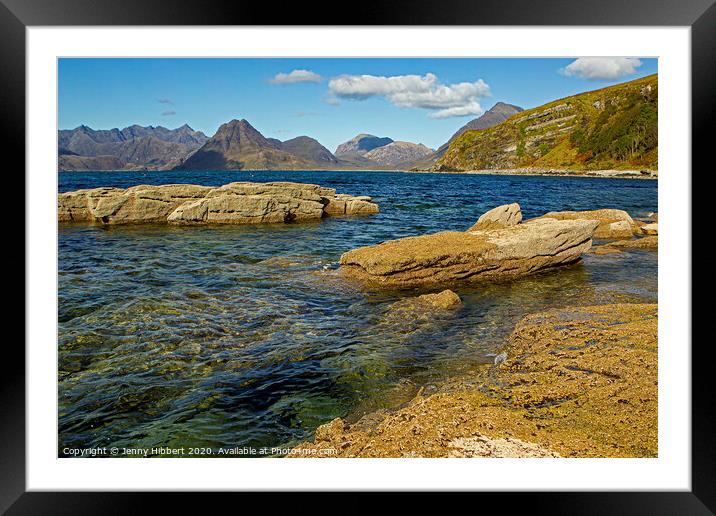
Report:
340,217,598,288
58,181,379,225
289,303,657,458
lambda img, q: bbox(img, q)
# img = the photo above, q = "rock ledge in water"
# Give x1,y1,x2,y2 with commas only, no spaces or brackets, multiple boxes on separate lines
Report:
58,181,379,225
340,217,598,288
535,208,639,239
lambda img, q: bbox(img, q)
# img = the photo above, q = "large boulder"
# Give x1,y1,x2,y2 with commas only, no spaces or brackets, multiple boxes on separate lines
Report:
468,203,522,231
535,208,637,239
58,181,379,225
340,218,598,288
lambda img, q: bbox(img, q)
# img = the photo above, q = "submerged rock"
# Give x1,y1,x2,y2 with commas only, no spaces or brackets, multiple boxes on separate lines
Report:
340,218,598,288
379,290,462,331
415,290,462,309
591,246,623,255
289,303,657,458
58,181,379,225
536,208,638,239
468,202,522,231
610,235,658,248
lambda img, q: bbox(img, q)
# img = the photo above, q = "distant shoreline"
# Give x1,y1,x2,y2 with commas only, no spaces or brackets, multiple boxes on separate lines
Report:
404,168,658,180
59,167,658,180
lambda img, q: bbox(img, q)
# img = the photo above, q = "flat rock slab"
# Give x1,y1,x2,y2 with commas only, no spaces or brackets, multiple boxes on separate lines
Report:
58,181,379,225
340,218,598,288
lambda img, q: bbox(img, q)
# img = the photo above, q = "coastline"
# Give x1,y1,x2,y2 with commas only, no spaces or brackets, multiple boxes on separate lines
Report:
406,167,658,180
59,167,659,180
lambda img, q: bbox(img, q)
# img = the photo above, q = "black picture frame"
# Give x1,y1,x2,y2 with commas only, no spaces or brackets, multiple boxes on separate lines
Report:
5,0,709,512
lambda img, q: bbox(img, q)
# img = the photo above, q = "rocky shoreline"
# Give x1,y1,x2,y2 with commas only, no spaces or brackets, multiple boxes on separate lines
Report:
290,204,658,458
290,303,658,458
58,181,379,225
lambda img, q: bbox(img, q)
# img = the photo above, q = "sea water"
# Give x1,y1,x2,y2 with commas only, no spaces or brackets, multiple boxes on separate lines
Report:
58,170,657,456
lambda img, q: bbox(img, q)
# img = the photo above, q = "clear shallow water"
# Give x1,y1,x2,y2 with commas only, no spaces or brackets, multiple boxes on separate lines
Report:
58,170,657,456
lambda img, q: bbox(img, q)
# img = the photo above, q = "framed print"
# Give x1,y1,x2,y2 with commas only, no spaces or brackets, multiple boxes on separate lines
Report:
6,0,712,512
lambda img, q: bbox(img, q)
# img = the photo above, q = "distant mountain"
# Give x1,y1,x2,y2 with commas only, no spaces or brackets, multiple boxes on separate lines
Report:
279,136,339,165
174,119,330,171
333,133,436,169
434,74,658,172
434,102,524,158
58,124,208,171
58,154,126,171
119,124,208,146
334,134,394,157
363,141,434,167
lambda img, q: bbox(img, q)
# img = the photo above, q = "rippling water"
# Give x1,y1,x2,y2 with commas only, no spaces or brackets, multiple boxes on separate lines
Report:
58,170,657,456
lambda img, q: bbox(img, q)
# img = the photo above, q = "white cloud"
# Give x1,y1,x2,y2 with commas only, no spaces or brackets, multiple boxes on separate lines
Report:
270,69,323,84
327,73,490,118
561,57,643,80
429,102,484,119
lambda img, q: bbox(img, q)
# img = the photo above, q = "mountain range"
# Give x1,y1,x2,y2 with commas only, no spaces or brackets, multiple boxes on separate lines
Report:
57,75,657,173
58,124,208,171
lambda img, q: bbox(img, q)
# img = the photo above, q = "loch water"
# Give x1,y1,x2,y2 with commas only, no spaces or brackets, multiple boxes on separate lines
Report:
58,170,658,456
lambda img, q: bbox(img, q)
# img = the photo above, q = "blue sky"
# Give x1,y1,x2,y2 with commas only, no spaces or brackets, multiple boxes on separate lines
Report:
58,58,658,151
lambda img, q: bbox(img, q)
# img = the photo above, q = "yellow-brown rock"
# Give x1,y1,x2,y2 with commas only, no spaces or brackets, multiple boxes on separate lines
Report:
592,235,658,254
289,303,657,458
58,181,379,225
468,203,522,231
536,208,638,239
340,218,598,288
640,223,658,235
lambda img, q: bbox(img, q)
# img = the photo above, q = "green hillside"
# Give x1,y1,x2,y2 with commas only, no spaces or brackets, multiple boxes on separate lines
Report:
433,74,658,172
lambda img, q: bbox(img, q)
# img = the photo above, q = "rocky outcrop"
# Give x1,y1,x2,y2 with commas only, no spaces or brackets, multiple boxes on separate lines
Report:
289,303,657,458
468,203,522,231
340,217,598,288
536,208,639,239
58,181,379,225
